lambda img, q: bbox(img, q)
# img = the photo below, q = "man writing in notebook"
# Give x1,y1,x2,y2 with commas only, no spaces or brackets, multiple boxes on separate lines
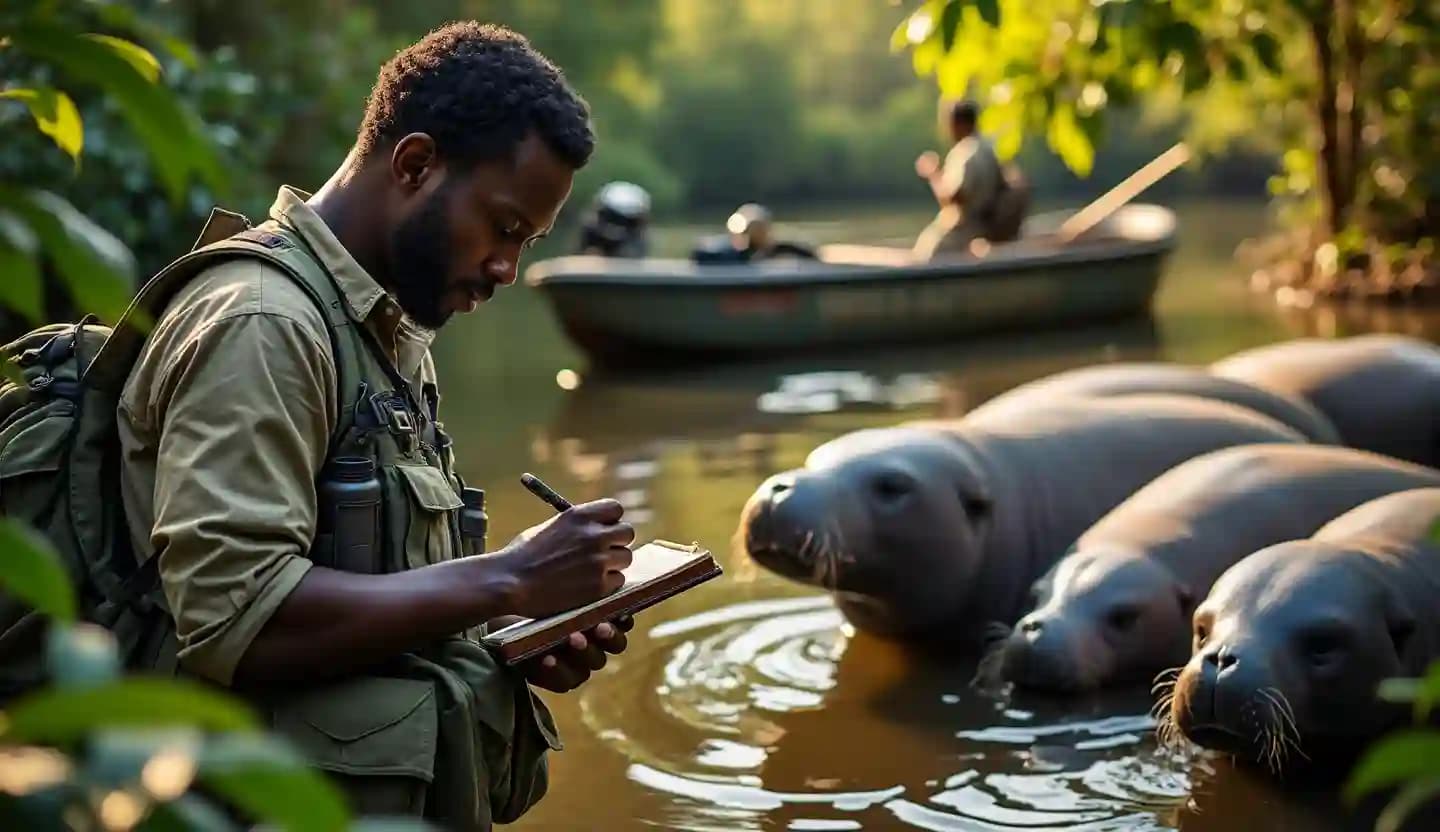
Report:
118,23,630,828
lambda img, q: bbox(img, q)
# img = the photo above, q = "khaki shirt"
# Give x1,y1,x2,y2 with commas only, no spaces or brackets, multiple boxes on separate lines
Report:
119,186,440,685
939,134,1002,216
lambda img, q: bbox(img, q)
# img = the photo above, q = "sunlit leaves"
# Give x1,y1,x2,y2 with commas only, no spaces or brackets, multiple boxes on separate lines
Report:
0,87,83,163
0,520,76,623
5,24,225,204
1046,103,1095,177
79,34,161,82
0,187,136,323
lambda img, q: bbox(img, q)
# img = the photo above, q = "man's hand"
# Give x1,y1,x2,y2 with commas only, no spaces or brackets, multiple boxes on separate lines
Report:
522,616,634,693
490,499,635,618
915,150,941,180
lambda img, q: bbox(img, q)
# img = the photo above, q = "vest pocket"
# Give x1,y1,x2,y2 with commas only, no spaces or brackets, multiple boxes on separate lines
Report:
394,463,463,569
270,676,438,783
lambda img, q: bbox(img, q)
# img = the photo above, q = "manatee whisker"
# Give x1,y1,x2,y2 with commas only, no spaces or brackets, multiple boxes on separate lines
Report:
1151,666,1182,695
1260,688,1308,765
1151,673,1182,749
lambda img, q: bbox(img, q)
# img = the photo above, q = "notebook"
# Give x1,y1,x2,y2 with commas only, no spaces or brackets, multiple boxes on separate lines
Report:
481,539,721,665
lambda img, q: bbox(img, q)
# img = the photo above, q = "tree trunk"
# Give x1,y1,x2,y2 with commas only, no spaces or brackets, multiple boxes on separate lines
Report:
1340,0,1366,231
1309,14,1346,237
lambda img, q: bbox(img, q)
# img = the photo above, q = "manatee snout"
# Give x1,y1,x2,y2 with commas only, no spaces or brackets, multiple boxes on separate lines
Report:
1172,640,1278,755
741,469,862,586
998,612,1100,692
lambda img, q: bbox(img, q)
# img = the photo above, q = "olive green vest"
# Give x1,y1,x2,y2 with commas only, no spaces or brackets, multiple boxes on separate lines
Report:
151,209,560,829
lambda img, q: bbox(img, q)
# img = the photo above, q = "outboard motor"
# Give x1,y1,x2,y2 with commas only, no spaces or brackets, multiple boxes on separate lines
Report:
577,181,651,257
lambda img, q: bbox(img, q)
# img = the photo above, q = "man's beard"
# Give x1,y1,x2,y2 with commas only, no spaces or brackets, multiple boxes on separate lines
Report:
388,186,462,329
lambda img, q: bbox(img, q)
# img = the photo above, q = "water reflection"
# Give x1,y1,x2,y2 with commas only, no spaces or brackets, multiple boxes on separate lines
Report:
575,597,1207,830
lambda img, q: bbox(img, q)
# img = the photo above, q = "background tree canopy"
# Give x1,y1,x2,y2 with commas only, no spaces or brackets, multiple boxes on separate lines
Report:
897,0,1437,297
2,0,1270,285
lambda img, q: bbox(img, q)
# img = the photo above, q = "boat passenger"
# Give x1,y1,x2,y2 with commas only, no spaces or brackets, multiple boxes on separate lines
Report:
693,203,816,262
913,99,1028,260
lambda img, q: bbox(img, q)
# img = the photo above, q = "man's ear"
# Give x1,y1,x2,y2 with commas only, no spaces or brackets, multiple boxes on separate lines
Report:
391,133,440,191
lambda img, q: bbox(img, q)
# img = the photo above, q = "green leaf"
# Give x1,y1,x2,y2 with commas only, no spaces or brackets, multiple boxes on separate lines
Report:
79,34,162,82
0,519,76,623
0,678,260,743
940,0,962,52
1346,731,1440,801
1376,777,1440,832
1046,104,1095,177
1252,32,1283,74
198,735,350,832
889,17,911,52
9,24,226,203
0,187,137,324
91,4,200,69
974,0,1000,27
0,244,43,322
0,87,83,162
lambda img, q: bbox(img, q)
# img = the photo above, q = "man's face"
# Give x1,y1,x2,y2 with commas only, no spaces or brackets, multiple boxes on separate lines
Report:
387,131,575,328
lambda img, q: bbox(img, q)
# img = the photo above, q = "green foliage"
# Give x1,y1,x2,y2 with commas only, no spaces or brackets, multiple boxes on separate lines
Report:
0,519,76,623
897,0,1439,249
1348,660,1440,832
0,86,82,162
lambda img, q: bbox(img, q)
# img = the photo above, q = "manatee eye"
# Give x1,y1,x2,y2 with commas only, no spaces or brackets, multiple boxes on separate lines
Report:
870,471,915,505
1300,625,1350,669
962,495,991,519
1194,621,1210,648
1105,605,1141,633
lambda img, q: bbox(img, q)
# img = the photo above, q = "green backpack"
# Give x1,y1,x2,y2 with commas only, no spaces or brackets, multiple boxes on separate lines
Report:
0,208,350,702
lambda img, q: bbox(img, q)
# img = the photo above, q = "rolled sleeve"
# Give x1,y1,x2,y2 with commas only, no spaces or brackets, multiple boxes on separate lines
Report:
147,311,336,684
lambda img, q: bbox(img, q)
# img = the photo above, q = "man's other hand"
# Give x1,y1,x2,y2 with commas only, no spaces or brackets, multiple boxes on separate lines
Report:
521,615,634,694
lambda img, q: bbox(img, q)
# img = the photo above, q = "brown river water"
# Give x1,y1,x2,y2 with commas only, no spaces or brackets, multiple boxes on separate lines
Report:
429,199,1440,831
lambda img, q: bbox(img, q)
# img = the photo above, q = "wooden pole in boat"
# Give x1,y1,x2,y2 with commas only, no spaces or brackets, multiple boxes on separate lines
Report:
1057,142,1191,244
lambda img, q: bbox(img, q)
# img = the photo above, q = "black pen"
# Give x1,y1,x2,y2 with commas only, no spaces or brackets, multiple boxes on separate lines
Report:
520,472,573,512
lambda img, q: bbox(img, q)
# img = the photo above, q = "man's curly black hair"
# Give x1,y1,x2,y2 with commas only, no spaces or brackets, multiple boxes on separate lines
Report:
356,22,594,170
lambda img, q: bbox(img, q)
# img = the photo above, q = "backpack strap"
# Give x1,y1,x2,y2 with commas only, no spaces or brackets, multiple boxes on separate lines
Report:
85,216,369,457
88,208,375,613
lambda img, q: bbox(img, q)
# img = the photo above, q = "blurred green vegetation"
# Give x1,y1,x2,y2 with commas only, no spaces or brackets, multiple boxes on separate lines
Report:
899,0,1437,294
0,5,424,828
1348,662,1440,832
2,0,1275,291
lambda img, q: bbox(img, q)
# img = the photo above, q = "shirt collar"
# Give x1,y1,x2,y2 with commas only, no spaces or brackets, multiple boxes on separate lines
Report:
268,186,435,376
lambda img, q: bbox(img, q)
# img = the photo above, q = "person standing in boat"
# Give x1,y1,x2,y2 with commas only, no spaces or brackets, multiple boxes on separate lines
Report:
912,99,1027,260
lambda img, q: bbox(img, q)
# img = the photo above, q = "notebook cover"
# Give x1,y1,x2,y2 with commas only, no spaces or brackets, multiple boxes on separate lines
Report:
481,540,721,665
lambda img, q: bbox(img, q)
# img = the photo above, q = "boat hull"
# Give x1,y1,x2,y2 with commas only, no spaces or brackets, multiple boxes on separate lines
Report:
528,205,1176,365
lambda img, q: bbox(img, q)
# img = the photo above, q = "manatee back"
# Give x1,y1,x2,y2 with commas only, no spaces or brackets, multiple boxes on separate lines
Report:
1211,336,1440,466
1077,444,1440,584
1315,487,1440,546
959,394,1307,575
971,362,1340,444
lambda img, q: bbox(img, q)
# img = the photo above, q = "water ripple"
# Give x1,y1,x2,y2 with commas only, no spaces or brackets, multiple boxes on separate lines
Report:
581,596,1197,830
